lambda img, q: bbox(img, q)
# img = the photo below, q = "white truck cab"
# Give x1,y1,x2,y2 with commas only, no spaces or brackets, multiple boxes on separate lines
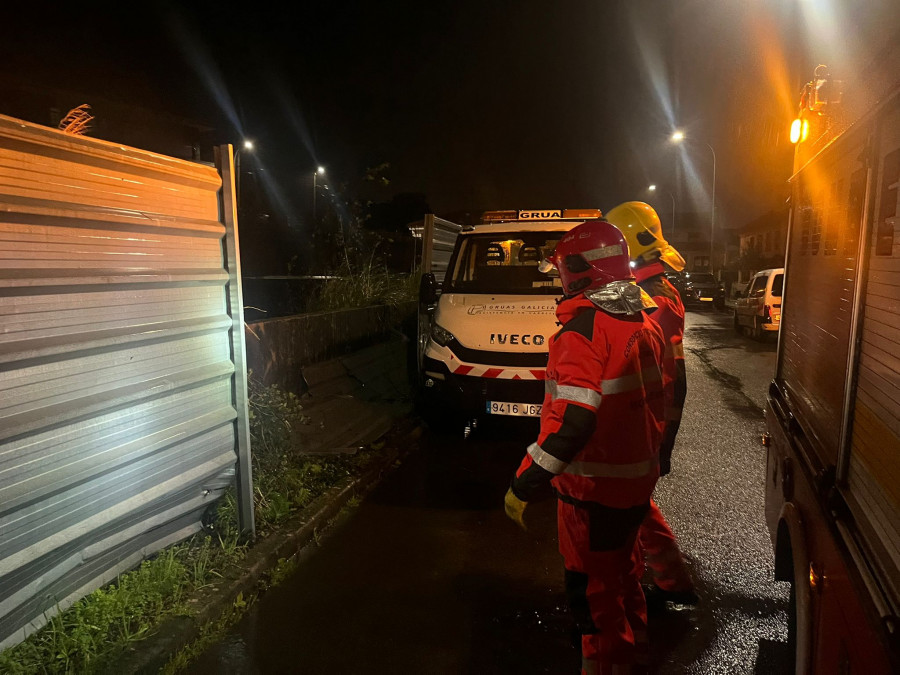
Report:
417,208,602,432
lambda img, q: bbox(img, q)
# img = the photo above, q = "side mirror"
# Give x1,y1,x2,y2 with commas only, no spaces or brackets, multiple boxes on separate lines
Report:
735,290,744,299
419,272,438,307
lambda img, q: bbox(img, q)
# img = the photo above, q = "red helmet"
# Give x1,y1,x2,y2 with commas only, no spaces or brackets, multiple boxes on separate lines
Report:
545,219,634,296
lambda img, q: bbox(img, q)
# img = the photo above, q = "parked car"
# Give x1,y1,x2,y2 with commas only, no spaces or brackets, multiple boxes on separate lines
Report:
733,267,784,339
664,270,687,297
682,272,725,309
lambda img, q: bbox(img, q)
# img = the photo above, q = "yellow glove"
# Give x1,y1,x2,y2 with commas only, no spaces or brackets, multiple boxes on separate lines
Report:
504,487,528,531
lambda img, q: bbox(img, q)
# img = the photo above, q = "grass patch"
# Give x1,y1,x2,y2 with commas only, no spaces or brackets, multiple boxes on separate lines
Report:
159,592,256,675
307,261,418,313
0,379,390,674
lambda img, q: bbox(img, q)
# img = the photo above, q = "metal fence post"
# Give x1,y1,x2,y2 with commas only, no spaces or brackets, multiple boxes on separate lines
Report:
422,213,436,273
215,144,255,539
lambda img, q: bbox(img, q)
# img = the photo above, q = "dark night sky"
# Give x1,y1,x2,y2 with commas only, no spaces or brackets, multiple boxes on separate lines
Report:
2,1,890,231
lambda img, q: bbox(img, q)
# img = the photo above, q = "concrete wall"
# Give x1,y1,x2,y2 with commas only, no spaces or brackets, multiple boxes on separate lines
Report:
245,302,416,395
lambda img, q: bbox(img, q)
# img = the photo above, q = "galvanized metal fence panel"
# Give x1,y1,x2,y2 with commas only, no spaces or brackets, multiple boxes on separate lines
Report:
411,214,463,285
0,114,252,649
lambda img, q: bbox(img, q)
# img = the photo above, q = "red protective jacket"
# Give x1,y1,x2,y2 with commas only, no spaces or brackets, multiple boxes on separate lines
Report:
512,293,667,509
634,261,686,476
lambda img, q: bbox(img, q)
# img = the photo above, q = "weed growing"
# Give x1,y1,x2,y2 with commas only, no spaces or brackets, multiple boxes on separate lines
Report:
159,592,257,675
307,261,418,313
0,378,389,674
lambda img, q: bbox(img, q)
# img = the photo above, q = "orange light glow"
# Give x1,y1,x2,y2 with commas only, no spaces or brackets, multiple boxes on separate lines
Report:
809,562,821,590
481,210,518,222
750,12,796,127
562,209,603,220
790,118,810,144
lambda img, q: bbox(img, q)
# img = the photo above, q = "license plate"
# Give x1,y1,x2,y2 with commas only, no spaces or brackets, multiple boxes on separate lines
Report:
699,297,714,302
486,401,542,417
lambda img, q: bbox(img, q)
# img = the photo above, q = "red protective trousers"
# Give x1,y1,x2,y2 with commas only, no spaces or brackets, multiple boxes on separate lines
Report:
637,500,693,592
558,499,650,675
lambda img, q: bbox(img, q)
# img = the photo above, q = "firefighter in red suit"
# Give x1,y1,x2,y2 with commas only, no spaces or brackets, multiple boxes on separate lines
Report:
606,201,697,607
504,219,667,674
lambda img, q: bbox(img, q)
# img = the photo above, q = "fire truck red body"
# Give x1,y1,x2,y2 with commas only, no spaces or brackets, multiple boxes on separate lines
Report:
764,9,900,673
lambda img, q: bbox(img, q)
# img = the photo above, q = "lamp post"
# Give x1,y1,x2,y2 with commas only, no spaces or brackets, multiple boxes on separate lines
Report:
234,139,254,209
312,166,326,221
671,131,716,271
648,184,676,238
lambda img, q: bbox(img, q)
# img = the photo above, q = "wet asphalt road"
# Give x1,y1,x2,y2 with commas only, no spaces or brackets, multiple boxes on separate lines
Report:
188,309,790,674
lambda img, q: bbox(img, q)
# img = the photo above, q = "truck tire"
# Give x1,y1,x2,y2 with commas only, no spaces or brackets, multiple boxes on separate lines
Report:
788,576,798,674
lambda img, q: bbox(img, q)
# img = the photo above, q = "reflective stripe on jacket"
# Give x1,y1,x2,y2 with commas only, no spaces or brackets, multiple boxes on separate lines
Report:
512,293,666,508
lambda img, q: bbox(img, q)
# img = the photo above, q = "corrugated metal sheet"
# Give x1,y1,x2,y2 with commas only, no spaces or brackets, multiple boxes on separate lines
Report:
411,214,463,285
848,94,900,601
430,216,463,285
0,114,250,648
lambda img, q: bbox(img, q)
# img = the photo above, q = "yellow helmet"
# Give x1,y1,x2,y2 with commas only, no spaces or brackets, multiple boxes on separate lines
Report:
605,201,686,272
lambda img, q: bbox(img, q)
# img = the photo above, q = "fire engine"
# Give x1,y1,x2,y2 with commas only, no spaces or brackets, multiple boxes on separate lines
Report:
763,10,900,672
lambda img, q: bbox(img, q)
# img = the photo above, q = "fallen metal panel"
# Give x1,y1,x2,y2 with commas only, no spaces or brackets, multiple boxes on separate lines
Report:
0,114,251,648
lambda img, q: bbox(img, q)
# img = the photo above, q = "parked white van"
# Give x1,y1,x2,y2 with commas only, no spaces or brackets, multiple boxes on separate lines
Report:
733,267,784,340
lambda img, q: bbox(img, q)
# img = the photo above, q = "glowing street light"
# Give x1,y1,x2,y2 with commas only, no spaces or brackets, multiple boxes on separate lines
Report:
648,184,657,192
313,166,326,221
671,130,717,270
234,139,254,208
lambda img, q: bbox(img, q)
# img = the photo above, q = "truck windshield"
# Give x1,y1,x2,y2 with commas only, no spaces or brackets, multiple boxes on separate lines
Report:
445,233,564,295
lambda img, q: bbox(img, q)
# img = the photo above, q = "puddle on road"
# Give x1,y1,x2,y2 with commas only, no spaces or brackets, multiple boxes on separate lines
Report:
687,345,767,421
685,325,777,355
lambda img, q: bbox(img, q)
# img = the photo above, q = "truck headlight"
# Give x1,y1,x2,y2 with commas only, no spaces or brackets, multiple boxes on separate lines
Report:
431,323,455,347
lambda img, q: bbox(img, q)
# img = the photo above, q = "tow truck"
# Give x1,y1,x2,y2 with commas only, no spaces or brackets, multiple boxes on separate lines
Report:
416,209,602,435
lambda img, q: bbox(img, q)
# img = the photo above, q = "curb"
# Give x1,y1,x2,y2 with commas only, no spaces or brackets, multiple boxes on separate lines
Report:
111,423,422,674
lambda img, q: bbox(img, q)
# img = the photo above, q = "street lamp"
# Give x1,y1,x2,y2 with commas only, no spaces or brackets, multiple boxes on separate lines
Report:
312,166,326,221
671,130,716,270
648,185,676,238
234,139,254,208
